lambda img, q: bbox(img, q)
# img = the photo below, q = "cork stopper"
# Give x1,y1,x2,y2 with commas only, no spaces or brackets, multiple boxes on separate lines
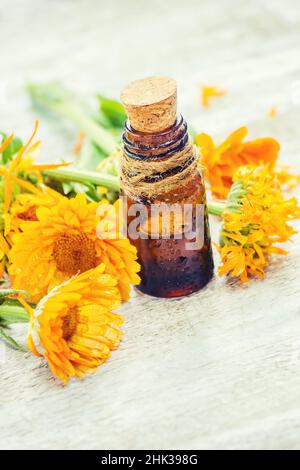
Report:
120,76,177,133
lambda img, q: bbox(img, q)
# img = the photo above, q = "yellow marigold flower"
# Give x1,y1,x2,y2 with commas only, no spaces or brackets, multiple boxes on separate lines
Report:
0,121,70,225
200,85,226,108
0,134,14,154
0,255,5,279
9,193,140,303
22,264,123,384
0,233,10,280
196,127,280,199
215,165,300,282
95,199,140,300
7,186,63,237
275,165,300,190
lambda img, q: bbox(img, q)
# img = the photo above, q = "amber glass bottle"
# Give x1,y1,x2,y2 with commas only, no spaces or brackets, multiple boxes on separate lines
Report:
120,77,214,298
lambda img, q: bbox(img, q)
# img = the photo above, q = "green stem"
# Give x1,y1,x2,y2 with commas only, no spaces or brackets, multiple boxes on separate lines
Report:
44,167,227,217
0,305,29,324
207,202,225,217
43,168,120,192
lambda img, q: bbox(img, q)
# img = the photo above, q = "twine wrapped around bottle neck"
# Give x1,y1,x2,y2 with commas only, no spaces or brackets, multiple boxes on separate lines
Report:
120,77,199,200
120,139,199,201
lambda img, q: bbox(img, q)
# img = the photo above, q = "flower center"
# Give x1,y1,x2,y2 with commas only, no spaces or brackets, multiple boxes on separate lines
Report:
62,307,78,340
53,232,97,276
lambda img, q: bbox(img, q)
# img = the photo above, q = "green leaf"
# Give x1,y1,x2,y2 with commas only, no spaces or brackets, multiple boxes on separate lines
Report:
98,95,126,129
62,182,73,195
0,135,23,164
27,82,118,154
0,305,29,324
0,289,28,299
77,139,107,171
0,326,23,350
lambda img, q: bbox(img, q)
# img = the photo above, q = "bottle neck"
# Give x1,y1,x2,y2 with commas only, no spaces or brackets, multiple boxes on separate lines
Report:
122,115,188,160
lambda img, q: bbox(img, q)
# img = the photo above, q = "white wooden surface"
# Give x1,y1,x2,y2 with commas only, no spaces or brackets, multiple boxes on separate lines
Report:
1,0,300,450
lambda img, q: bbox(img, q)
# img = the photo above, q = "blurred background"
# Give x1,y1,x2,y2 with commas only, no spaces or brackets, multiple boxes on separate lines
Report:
1,0,300,169
1,0,300,450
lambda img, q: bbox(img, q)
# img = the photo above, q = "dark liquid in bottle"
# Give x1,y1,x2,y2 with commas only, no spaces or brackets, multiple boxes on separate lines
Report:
122,116,214,298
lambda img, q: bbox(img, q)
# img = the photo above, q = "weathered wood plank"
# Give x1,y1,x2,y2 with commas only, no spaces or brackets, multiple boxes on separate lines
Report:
0,0,300,450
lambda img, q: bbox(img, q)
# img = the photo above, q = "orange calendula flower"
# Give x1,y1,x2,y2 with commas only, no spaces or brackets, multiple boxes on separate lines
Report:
213,165,300,283
0,134,14,154
7,186,63,240
0,233,10,279
201,85,226,108
275,165,300,191
96,198,140,300
196,127,280,198
0,121,70,229
9,193,140,303
22,264,123,384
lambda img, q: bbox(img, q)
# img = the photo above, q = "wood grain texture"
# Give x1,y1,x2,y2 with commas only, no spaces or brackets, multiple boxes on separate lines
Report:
0,0,300,450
